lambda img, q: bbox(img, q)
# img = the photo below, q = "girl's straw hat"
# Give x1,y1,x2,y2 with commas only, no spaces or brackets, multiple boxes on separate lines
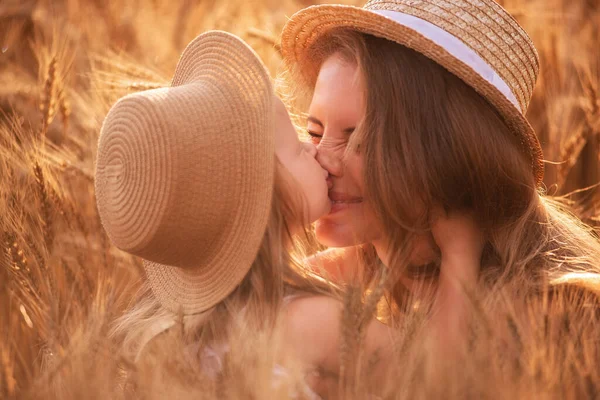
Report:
95,31,275,315
281,0,544,185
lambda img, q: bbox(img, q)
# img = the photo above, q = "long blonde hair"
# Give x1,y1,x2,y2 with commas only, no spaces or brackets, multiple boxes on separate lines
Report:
296,29,600,305
112,161,333,361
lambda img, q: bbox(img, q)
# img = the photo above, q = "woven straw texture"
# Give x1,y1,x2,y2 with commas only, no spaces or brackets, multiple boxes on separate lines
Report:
281,0,544,185
95,31,275,315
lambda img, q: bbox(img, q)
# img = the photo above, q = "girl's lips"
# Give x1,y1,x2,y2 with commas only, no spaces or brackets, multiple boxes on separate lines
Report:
326,176,334,190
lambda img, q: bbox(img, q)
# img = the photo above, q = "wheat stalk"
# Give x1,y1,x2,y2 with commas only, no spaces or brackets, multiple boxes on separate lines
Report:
39,57,57,140
557,69,600,189
557,127,592,188
123,81,164,91
58,87,70,137
247,28,281,54
32,161,54,249
338,285,366,399
1,344,17,398
3,230,44,304
61,259,87,305
4,232,28,274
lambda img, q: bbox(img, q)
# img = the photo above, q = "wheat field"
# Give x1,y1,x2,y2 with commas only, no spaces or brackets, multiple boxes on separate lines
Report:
0,0,599,399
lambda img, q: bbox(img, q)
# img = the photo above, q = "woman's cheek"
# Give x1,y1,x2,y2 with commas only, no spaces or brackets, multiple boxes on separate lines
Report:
345,153,365,193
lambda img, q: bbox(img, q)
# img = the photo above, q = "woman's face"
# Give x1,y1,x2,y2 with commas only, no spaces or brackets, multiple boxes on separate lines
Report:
274,97,331,224
307,54,382,247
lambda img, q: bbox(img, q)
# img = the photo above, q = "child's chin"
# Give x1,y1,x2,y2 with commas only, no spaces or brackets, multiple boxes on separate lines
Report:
308,200,332,222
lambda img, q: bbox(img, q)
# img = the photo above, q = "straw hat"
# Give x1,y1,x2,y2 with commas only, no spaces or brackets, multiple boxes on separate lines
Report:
95,31,275,315
281,0,544,185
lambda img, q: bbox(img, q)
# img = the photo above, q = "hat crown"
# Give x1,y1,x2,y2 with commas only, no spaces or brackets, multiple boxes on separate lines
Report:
95,32,275,274
363,0,540,113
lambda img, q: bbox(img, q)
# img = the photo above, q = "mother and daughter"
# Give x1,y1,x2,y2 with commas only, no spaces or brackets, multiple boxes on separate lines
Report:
95,0,600,397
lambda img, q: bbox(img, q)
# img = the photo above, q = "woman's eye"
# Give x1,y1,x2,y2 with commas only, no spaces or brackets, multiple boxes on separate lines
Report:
307,130,322,144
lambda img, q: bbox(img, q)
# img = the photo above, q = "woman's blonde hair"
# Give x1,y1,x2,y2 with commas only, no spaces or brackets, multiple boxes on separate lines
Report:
296,29,600,307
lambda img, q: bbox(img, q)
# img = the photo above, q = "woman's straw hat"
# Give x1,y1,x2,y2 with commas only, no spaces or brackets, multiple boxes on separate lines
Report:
95,31,275,315
281,0,544,185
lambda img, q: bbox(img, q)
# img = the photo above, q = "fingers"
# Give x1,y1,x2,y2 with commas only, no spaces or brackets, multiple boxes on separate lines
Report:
430,209,485,259
429,208,485,293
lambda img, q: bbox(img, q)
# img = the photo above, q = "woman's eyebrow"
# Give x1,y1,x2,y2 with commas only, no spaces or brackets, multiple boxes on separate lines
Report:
343,127,355,134
307,116,324,127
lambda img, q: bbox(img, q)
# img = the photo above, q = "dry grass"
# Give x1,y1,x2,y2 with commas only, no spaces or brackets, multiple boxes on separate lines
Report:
0,0,599,399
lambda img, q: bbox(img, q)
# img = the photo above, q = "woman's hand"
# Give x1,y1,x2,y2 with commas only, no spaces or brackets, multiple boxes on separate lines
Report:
427,209,485,358
430,208,485,287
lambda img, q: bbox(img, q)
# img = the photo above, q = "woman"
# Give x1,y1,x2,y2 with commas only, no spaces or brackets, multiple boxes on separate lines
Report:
280,0,600,356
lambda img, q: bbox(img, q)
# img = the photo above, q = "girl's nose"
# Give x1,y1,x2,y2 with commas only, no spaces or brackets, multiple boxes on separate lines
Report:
316,146,343,177
303,141,318,158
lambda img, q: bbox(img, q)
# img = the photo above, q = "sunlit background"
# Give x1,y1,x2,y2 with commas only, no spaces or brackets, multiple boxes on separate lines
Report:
0,0,599,398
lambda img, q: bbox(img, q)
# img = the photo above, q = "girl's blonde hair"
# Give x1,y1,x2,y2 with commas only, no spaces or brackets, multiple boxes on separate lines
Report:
295,29,600,308
112,161,334,362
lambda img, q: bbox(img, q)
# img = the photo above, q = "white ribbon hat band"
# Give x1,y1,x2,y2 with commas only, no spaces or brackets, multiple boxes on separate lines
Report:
371,9,521,112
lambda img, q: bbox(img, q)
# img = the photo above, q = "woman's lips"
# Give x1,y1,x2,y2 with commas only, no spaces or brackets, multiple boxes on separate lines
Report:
328,192,363,214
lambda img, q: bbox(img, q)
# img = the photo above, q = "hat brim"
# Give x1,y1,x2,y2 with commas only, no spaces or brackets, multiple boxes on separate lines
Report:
280,5,543,185
143,31,275,315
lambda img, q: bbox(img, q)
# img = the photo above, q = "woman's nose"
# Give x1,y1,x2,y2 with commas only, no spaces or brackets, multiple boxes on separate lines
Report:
316,146,343,177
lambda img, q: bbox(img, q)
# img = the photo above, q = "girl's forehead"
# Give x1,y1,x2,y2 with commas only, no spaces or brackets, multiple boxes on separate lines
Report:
274,99,301,149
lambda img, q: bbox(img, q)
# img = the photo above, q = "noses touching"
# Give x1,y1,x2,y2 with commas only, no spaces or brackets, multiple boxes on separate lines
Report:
316,146,342,193
305,142,331,185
